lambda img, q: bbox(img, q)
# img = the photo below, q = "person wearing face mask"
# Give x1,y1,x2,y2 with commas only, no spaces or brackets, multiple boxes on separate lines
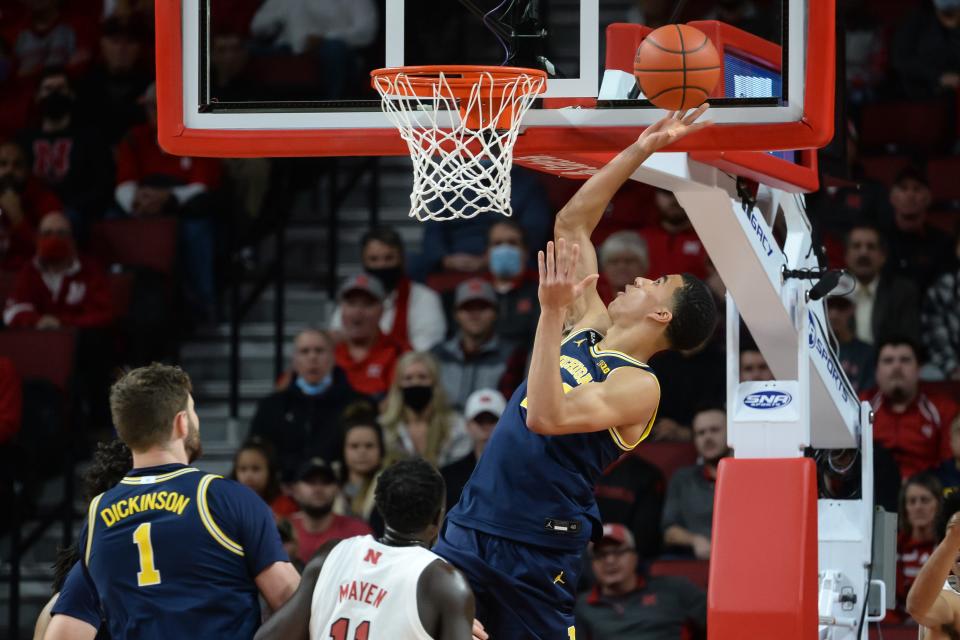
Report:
483,219,541,347
4,211,111,329
892,0,960,98
15,67,114,228
0,140,62,270
330,227,446,351
380,352,471,468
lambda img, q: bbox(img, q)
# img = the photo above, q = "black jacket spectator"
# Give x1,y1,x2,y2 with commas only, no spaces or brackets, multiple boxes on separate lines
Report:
248,367,361,480
891,4,960,98
594,455,665,559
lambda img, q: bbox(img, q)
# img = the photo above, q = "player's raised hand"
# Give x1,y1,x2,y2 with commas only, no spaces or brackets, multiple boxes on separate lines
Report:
636,103,712,153
538,238,600,311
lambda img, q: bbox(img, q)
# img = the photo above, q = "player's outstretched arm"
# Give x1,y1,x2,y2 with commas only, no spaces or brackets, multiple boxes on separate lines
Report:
254,541,339,640
526,240,658,437
41,614,97,640
417,559,481,640
555,105,712,329
906,514,960,629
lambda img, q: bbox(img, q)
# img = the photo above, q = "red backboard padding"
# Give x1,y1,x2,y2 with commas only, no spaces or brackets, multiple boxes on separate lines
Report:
708,458,818,640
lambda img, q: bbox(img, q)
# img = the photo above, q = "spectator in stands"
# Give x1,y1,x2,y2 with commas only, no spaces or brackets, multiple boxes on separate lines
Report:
0,358,22,520
210,29,265,102
17,67,114,228
5,0,95,78
276,518,300,568
4,212,111,329
0,140,61,271
893,474,943,623
115,82,222,322
595,451,665,560
230,437,297,519
891,0,960,98
596,231,649,305
431,279,522,410
639,190,707,280
250,0,377,99
662,406,729,559
933,414,960,498
248,328,361,480
921,235,960,381
867,338,959,480
843,222,921,345
333,274,407,398
740,341,773,382
440,388,504,511
331,227,446,351
826,296,876,393
0,36,33,141
485,219,541,346
887,168,955,291
380,351,471,467
77,15,152,146
286,457,371,565
339,406,384,522
575,523,707,640
843,0,888,108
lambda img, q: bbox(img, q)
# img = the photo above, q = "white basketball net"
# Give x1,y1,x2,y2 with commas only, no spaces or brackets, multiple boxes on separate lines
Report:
372,69,545,222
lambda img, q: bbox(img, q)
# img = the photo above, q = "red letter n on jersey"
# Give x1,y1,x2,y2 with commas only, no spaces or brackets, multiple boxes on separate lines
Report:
364,549,382,565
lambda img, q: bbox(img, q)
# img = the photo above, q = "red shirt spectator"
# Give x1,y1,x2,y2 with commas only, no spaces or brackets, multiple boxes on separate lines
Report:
3,212,112,329
890,475,941,623
288,511,371,564
864,339,958,480
0,140,62,271
0,357,22,445
334,274,408,397
639,189,707,279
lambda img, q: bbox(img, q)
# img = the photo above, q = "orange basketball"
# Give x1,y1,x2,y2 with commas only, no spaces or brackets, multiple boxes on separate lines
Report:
633,24,721,111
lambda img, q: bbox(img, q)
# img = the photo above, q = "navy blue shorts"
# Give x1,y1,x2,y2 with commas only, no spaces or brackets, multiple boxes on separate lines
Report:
433,521,582,640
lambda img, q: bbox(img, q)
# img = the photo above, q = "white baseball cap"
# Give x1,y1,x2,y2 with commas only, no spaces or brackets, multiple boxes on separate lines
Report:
464,389,506,421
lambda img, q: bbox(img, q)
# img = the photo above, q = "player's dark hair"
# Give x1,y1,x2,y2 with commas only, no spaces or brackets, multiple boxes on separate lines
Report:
361,226,405,257
665,273,718,352
230,436,282,504
876,335,924,364
51,545,80,593
82,438,133,500
374,459,445,534
110,363,193,451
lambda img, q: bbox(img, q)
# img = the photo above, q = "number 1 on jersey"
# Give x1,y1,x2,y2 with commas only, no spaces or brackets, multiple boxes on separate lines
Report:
330,618,370,640
133,522,162,587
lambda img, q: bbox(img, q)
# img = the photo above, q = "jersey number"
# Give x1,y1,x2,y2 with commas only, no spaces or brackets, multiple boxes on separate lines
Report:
330,618,370,640
133,522,162,587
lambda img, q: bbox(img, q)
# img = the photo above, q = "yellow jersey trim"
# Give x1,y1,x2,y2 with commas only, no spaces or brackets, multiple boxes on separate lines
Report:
561,327,598,346
197,474,244,556
84,493,105,565
607,368,661,451
589,345,647,368
121,467,200,485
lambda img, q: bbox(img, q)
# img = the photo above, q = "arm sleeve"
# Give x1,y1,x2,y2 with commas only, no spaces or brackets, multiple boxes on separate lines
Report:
660,471,685,532
50,562,102,630
206,477,289,577
0,358,22,445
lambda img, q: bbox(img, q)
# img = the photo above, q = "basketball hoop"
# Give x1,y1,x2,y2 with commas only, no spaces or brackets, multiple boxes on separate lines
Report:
371,65,547,222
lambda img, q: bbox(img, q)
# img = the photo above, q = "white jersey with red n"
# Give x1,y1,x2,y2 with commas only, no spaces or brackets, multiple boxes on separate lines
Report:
309,535,440,640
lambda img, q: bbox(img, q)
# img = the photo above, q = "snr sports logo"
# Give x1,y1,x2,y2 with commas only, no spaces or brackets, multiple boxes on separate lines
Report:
743,390,793,409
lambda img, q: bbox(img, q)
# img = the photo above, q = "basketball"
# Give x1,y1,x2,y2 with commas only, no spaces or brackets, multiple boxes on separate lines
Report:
633,24,721,111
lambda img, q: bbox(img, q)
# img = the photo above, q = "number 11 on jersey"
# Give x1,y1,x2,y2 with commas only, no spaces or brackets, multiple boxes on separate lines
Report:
330,618,370,640
133,522,162,587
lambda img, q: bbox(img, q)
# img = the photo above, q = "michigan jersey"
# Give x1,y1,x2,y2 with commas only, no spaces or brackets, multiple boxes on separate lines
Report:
445,327,659,550
309,535,441,640
69,463,287,639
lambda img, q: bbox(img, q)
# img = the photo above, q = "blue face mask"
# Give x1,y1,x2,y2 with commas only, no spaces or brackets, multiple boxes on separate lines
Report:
296,374,332,396
489,244,523,279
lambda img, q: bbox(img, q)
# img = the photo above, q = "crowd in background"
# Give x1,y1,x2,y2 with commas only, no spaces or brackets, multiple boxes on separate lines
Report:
0,0,959,637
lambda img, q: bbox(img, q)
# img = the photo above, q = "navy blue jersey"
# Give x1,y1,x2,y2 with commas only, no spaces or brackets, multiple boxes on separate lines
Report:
445,327,659,550
66,463,287,640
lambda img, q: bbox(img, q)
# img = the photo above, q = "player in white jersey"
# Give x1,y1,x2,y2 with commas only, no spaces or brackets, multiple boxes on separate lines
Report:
907,495,960,640
255,459,484,640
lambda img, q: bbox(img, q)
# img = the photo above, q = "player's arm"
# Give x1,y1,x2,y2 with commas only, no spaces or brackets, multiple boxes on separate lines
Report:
906,513,960,628
526,240,659,436
254,541,339,640
554,105,712,330
42,614,97,640
417,559,480,640
256,560,301,612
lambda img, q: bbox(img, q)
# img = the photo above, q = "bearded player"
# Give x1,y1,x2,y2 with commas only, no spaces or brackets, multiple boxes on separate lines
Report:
433,105,718,639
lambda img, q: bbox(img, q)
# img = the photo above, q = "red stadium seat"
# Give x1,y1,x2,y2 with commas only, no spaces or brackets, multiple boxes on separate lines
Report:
90,218,178,274
108,272,136,319
860,101,952,153
859,155,911,187
649,559,710,590
0,329,76,392
928,156,960,202
633,441,698,483
869,624,922,640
